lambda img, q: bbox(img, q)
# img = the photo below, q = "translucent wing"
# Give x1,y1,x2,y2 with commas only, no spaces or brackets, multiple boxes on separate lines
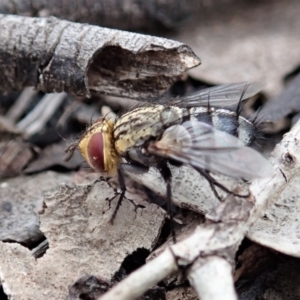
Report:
147,120,273,180
159,82,262,108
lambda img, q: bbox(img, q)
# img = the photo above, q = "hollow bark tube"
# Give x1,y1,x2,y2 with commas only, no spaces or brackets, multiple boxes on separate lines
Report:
0,14,200,99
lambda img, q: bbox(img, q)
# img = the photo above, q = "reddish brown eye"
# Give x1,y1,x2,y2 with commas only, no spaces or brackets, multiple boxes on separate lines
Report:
87,132,105,171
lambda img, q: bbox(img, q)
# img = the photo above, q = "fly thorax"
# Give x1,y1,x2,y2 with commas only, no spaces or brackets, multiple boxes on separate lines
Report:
113,105,183,157
159,106,183,126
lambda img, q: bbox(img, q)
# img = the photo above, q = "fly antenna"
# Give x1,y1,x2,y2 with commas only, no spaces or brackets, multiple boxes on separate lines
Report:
57,132,78,162
56,131,69,143
64,142,78,162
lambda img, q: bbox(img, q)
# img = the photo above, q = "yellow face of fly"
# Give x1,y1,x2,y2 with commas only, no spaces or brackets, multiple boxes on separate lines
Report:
78,118,119,176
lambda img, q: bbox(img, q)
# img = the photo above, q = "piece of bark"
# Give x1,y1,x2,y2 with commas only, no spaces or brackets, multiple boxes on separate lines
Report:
0,116,34,178
98,119,300,300
166,286,198,300
0,0,196,31
234,244,274,282
0,138,34,178
0,171,71,244
5,87,38,123
0,14,200,100
0,178,165,299
31,239,49,258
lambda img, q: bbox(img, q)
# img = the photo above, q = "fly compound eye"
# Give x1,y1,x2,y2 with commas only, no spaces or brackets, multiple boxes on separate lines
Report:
78,118,119,175
87,132,105,171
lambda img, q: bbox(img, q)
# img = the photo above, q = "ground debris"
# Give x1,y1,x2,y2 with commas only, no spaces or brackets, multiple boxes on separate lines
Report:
0,178,165,299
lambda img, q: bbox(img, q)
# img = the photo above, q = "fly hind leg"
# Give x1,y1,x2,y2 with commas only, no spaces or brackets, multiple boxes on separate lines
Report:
157,161,177,243
195,168,250,200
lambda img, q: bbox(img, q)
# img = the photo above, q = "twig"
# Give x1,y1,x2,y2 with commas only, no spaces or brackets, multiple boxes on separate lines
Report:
100,249,177,300
17,93,67,137
0,14,200,100
188,257,237,300
6,87,37,123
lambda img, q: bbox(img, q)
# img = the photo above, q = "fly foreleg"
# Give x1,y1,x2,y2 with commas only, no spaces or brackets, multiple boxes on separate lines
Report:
109,166,126,224
109,163,147,224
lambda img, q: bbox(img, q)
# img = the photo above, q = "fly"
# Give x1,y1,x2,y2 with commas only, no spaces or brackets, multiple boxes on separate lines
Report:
65,82,273,223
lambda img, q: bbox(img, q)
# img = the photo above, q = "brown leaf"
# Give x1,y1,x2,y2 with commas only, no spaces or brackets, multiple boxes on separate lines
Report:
176,0,300,98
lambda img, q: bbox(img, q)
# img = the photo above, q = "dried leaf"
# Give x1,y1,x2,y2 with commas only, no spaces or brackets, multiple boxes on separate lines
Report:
0,171,71,244
260,73,300,123
0,0,196,31
128,166,234,215
0,179,165,299
248,174,300,257
177,0,300,98
24,141,83,173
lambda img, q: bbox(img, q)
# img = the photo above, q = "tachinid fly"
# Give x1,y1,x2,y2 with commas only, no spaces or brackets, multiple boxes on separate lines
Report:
65,82,273,221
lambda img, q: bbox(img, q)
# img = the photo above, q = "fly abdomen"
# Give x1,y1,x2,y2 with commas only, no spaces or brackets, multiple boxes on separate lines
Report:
183,107,257,147
237,116,258,146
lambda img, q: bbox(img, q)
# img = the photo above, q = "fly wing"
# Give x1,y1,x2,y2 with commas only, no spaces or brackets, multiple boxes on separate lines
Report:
159,82,262,108
148,120,273,180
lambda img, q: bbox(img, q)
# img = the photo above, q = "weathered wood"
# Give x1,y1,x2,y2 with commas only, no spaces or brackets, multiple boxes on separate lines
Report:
0,14,200,99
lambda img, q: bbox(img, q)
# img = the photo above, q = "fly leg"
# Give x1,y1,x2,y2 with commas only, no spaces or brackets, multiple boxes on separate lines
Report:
109,166,126,224
109,163,147,224
195,167,250,200
209,181,222,201
157,161,177,243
